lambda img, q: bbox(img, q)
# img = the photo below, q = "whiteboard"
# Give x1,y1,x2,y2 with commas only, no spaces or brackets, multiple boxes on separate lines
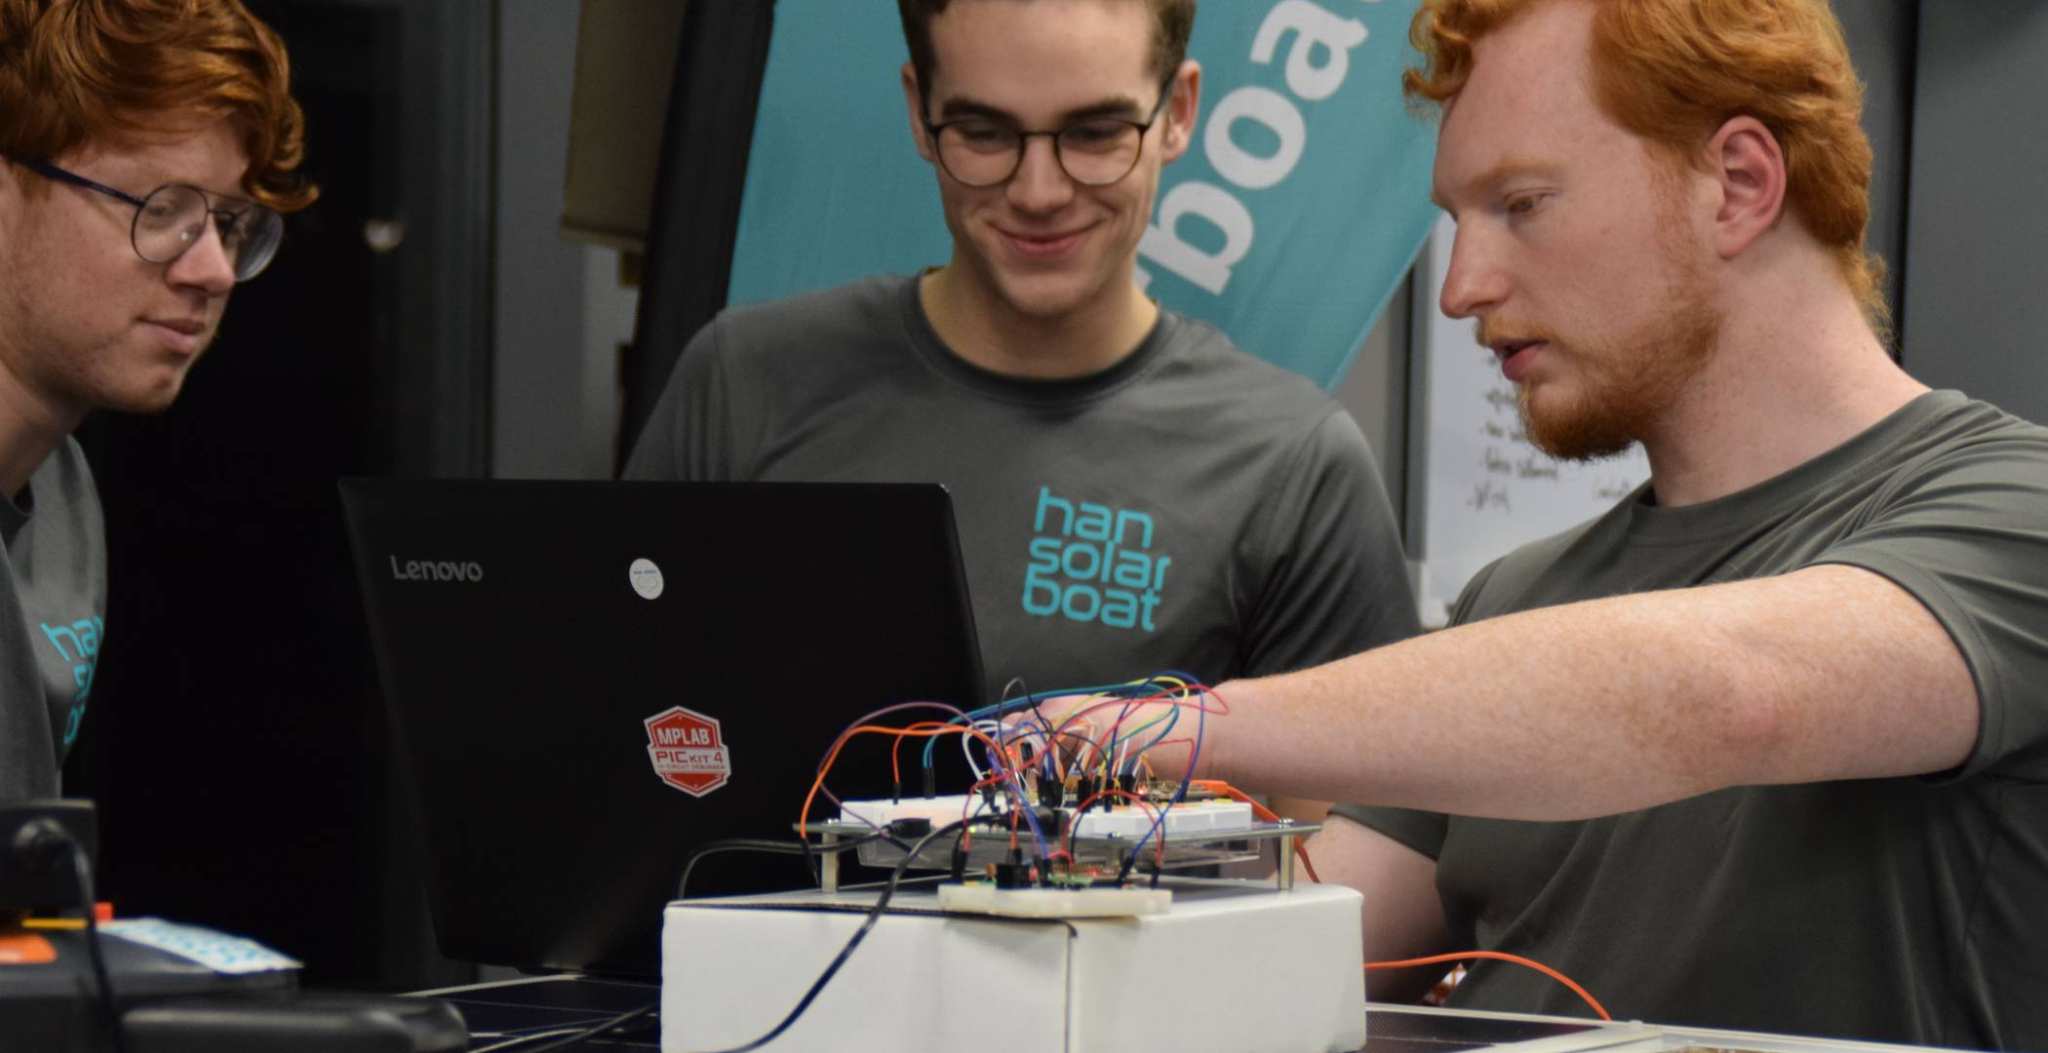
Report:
1407,214,1650,626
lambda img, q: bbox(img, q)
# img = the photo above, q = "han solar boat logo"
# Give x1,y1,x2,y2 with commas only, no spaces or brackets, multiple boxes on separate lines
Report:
644,706,731,797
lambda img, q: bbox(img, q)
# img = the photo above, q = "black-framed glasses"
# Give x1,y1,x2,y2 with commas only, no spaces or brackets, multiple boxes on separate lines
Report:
923,74,1177,189
10,156,284,282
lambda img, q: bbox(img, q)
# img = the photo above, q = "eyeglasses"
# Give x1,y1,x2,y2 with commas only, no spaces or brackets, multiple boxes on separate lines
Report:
922,76,1177,189
11,156,284,282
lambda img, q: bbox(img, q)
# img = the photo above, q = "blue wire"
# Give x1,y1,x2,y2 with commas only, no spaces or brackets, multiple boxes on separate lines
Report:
882,672,1215,871
1121,680,1209,881
919,678,1141,769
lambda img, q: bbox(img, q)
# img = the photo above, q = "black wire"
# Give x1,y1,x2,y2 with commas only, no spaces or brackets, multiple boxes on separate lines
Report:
482,822,921,1053
686,815,1006,1053
675,839,814,900
674,833,897,900
65,838,127,1053
472,1001,658,1053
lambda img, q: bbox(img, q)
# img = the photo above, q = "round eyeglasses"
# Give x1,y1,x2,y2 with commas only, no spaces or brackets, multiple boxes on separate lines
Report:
922,76,1177,189
12,156,285,282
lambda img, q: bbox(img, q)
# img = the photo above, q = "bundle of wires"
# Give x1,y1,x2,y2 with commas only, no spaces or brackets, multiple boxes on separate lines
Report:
678,675,1618,1049
932,672,1227,882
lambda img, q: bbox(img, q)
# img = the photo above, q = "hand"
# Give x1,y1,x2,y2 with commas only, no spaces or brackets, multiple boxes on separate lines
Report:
999,676,1229,790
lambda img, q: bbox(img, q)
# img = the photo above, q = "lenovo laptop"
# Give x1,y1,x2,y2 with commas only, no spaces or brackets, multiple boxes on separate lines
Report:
339,479,986,978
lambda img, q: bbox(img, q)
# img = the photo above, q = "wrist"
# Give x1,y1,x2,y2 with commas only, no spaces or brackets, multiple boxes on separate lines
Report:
1189,677,1243,785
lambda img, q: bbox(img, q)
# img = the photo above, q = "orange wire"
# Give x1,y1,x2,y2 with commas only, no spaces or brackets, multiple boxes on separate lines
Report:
800,722,1008,839
885,720,956,791
1363,951,1611,1021
958,770,1010,851
1190,779,1322,883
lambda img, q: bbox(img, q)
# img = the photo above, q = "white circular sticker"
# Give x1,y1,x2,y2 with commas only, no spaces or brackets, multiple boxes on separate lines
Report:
629,558,665,600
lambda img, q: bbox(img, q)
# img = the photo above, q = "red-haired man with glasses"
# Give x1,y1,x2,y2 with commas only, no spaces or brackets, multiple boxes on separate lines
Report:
0,0,315,800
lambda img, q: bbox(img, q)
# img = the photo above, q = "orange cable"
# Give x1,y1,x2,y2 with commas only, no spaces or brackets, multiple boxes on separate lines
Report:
800,722,1007,839
1190,779,1323,883
1363,951,1610,1021
887,720,955,791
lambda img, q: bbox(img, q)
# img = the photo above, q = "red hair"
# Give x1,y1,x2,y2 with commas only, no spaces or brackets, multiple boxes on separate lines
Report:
0,0,315,211
1405,0,1884,328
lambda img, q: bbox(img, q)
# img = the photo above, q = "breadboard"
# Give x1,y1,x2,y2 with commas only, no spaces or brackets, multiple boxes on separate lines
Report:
836,795,1254,840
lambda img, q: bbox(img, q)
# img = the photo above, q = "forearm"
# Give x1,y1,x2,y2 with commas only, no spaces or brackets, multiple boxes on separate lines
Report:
1201,567,1975,820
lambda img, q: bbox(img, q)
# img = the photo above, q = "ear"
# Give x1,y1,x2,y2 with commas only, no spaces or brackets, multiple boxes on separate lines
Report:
1704,115,1786,260
1159,60,1203,164
901,62,935,163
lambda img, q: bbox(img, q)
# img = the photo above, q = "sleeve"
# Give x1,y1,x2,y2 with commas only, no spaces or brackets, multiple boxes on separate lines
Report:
1446,556,1506,627
1238,408,1421,677
1323,481,1511,856
620,318,738,482
1326,802,1449,860
1812,432,2048,780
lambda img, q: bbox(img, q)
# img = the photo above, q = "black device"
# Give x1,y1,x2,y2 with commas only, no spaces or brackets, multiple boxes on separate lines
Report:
338,479,988,979
1,799,98,912
3,801,465,1051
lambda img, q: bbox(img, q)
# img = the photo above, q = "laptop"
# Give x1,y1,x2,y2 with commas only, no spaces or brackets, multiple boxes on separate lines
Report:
338,479,987,978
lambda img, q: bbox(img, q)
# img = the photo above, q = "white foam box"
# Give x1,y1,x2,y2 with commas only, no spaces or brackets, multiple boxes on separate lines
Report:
660,882,1367,1053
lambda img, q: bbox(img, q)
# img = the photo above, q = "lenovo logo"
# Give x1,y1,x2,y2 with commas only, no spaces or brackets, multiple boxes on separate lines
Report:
389,556,484,583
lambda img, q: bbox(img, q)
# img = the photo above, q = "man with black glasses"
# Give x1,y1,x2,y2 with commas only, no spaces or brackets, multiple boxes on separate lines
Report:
625,0,1418,814
0,0,314,799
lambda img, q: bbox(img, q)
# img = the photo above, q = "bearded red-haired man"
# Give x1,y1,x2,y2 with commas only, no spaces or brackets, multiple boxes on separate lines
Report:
1038,1,2048,1046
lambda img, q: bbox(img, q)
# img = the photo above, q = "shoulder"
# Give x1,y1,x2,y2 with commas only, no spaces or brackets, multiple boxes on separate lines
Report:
1887,390,2048,449
1142,310,1351,456
1903,392,2048,460
1856,392,2048,506
1450,500,1632,624
37,439,102,516
22,437,105,554
698,274,916,367
1154,310,1336,410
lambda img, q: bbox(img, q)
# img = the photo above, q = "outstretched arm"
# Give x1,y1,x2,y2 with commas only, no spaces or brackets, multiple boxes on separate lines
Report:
1057,564,1976,822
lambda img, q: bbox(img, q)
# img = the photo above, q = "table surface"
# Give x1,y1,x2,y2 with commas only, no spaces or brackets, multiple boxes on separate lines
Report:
437,975,1611,1053
435,975,1979,1053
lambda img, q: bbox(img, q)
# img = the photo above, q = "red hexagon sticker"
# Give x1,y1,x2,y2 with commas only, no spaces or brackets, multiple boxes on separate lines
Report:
644,706,732,797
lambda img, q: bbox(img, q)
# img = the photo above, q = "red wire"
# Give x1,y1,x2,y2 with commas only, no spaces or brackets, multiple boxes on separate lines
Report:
1363,951,1611,1021
1066,788,1168,869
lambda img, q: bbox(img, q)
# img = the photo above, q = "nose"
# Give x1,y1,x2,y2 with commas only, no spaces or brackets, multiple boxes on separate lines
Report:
1006,134,1075,214
1438,223,1507,320
166,217,238,295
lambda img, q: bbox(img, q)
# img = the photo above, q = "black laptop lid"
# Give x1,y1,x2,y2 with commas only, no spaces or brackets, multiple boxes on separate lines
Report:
338,479,986,977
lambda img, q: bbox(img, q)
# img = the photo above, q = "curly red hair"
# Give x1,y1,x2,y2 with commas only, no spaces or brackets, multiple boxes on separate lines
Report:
0,0,315,211
1405,0,1883,328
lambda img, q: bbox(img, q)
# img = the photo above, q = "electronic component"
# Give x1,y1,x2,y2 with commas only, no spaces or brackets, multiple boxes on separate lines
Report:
665,675,1360,1051
836,794,1255,841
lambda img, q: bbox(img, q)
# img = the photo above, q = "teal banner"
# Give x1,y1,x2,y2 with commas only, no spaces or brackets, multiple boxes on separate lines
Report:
728,0,1439,390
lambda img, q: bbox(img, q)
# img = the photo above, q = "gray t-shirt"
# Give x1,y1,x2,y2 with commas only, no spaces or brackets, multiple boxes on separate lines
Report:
1336,391,2048,1049
1,438,108,800
625,275,1418,700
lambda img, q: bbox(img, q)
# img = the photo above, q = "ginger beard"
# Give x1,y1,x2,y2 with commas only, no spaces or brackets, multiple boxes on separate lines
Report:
1491,171,1723,463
